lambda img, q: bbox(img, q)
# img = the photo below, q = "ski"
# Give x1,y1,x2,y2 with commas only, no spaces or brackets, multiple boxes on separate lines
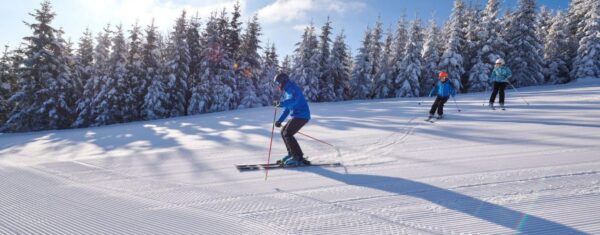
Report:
236,162,342,171
425,116,443,123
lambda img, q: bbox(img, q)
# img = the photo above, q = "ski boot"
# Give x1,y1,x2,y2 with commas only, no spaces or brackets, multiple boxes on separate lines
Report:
276,155,292,165
283,156,309,167
436,114,443,119
499,103,505,110
488,102,495,110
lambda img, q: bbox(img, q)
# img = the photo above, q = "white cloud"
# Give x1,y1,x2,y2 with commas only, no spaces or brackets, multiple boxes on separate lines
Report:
257,0,365,24
78,0,246,33
326,1,366,14
257,0,313,24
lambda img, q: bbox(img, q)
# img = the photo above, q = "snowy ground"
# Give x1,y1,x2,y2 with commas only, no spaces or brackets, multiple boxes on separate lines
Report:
1,79,600,234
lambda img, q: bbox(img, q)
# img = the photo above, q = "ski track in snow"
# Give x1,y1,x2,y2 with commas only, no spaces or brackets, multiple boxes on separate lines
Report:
1,79,600,234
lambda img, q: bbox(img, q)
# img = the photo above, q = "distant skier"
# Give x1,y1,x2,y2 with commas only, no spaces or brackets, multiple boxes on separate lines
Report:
488,58,513,110
273,73,311,166
428,71,457,120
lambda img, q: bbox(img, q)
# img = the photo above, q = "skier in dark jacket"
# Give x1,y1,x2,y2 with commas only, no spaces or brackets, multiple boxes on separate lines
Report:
488,58,512,109
273,73,311,166
428,71,457,119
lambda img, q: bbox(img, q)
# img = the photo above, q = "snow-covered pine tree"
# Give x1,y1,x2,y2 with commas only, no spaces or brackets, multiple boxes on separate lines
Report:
202,12,235,113
506,0,545,87
318,17,332,75
544,11,571,84
566,0,588,71
62,35,79,97
462,5,482,92
537,7,553,51
228,1,242,63
533,6,554,82
126,22,145,120
237,14,262,109
371,28,394,99
370,17,384,90
1,47,21,98
75,28,94,99
187,70,211,115
0,46,13,125
257,43,278,106
292,24,320,102
571,0,600,79
500,9,514,66
351,28,373,100
3,1,76,132
480,0,506,65
468,56,490,92
328,31,352,101
163,11,190,117
73,25,111,127
395,19,424,97
421,18,441,96
214,9,237,110
468,0,505,92
94,24,130,126
439,20,452,53
2,46,22,111
186,15,210,116
229,3,248,108
390,15,409,90
187,14,203,90
318,17,335,102
280,55,292,74
438,0,466,91
142,20,169,120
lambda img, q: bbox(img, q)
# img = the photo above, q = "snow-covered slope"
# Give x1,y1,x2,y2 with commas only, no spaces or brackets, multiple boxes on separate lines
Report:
1,79,599,234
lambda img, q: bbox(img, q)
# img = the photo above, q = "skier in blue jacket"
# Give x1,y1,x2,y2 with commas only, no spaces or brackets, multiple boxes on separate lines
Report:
428,71,457,119
488,58,513,109
273,73,311,166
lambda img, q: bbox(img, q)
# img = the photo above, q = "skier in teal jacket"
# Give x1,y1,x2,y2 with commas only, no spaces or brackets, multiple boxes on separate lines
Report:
489,58,513,109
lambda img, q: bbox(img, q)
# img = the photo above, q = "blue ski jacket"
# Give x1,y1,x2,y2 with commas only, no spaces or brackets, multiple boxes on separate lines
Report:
491,66,512,82
277,80,311,123
429,80,457,98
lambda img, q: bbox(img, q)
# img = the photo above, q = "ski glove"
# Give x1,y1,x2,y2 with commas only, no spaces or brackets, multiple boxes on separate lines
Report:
275,121,282,128
273,101,281,108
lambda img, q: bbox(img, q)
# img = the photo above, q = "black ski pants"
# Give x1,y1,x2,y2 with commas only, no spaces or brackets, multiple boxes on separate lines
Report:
281,118,309,159
489,81,508,104
429,96,449,116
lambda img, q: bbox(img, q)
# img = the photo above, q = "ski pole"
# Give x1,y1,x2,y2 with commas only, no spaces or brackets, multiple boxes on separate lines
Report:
297,131,335,148
505,79,530,106
264,107,278,181
451,96,461,112
418,98,427,106
298,131,346,172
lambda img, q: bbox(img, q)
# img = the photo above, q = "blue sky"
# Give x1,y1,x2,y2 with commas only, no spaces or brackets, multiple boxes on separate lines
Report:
0,0,569,57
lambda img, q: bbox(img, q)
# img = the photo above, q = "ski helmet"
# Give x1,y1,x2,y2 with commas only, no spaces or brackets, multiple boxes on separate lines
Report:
273,73,289,87
438,71,449,79
495,58,505,65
